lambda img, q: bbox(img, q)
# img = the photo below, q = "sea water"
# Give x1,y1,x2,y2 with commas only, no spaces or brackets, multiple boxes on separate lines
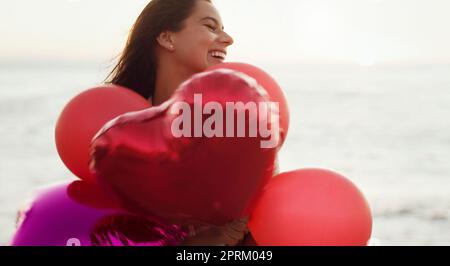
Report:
1,61,449,245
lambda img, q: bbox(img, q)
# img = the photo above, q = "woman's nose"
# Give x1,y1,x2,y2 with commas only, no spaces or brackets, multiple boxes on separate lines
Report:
220,31,234,46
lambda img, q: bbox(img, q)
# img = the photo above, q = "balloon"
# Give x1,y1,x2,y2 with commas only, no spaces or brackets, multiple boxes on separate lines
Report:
67,180,123,210
11,182,186,246
207,62,289,147
55,85,151,182
248,169,372,246
90,69,278,226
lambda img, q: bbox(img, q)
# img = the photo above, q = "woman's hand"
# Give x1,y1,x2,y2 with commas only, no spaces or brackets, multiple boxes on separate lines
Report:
180,217,249,246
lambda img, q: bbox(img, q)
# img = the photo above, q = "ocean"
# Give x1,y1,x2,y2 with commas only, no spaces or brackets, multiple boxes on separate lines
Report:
1,62,449,245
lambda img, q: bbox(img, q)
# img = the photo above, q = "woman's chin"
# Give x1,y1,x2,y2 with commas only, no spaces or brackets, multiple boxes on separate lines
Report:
207,57,225,67
188,59,225,75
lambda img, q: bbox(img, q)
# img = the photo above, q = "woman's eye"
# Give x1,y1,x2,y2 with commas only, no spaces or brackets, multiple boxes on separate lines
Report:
205,25,217,32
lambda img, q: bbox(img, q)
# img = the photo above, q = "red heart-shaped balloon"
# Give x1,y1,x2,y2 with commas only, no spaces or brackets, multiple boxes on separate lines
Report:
90,69,278,226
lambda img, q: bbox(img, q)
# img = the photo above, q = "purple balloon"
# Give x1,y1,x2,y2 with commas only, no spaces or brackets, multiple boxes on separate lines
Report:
11,182,187,246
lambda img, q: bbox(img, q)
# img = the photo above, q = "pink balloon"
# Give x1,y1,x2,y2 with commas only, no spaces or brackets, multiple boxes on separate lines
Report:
249,169,372,246
11,182,186,246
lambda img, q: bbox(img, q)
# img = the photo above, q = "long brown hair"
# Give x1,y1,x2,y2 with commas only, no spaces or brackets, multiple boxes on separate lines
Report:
105,0,211,99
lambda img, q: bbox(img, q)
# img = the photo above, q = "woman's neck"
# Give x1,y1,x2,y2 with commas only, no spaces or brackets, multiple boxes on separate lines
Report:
153,59,197,106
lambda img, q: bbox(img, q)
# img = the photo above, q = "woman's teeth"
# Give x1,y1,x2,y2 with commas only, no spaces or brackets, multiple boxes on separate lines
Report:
210,51,226,59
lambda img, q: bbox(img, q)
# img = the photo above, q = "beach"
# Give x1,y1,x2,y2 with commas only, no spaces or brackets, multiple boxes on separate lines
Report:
1,62,449,245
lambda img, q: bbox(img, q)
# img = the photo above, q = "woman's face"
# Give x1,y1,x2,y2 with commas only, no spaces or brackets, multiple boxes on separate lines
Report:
171,0,234,72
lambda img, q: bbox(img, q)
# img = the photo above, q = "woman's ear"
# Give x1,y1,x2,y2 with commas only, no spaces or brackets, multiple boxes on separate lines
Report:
156,31,175,52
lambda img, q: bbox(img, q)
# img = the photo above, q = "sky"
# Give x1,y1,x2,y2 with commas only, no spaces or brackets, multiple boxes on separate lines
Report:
1,0,450,65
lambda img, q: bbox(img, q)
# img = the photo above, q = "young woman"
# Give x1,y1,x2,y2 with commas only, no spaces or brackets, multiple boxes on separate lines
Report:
107,0,233,105
105,0,251,246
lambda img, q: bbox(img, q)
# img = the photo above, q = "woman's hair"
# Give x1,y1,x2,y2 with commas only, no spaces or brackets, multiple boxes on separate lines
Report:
105,0,211,99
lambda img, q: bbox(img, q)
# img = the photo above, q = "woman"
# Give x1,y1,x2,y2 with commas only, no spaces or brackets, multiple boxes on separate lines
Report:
105,0,250,246
107,0,233,105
